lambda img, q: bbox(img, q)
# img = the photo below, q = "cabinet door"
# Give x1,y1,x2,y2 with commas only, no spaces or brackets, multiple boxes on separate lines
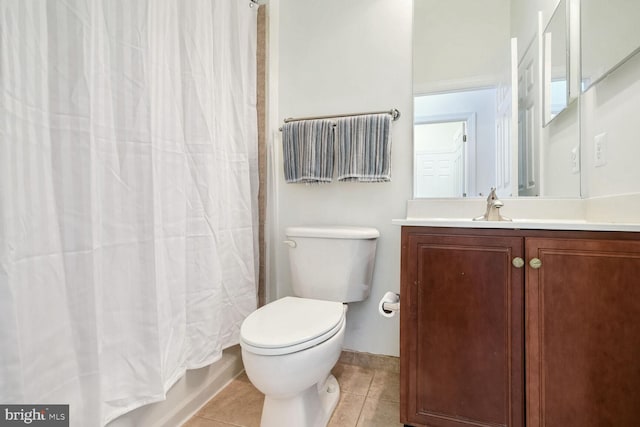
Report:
526,237,640,427
401,230,524,427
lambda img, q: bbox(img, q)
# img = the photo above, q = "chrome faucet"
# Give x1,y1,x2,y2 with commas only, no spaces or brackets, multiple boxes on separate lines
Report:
473,188,511,222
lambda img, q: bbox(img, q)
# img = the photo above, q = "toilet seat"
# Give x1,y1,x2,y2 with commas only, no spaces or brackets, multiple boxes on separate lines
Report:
240,296,346,356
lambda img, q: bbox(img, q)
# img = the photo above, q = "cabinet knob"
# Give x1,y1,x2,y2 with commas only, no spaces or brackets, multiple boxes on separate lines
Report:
529,258,542,269
512,257,525,268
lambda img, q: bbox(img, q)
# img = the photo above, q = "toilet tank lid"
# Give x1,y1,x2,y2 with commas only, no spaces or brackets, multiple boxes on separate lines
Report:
286,226,379,239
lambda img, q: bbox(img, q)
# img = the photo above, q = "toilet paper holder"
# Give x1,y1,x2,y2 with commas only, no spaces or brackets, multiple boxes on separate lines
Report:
379,291,400,317
381,299,400,313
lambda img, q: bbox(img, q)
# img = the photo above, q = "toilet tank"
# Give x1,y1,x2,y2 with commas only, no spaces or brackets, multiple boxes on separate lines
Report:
285,226,379,303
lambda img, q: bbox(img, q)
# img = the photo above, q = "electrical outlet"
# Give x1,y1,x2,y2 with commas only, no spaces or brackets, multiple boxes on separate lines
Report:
594,132,607,167
571,146,580,174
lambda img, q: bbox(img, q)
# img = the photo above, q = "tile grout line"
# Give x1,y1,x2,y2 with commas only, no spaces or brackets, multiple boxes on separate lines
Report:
353,368,378,426
192,414,246,427
364,369,377,399
197,413,247,427
370,369,401,404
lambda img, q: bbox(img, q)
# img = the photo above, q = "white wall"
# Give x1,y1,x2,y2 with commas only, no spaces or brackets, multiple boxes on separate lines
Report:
581,51,640,197
268,0,413,357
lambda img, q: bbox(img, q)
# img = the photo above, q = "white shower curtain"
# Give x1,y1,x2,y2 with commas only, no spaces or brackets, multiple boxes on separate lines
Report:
0,1,258,425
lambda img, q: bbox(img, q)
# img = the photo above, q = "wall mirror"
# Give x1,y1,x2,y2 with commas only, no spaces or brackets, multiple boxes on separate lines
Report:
413,0,514,198
542,0,569,125
413,0,582,199
581,0,640,91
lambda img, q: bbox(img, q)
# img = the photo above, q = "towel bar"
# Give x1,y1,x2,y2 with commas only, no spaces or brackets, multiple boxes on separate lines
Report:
279,108,400,131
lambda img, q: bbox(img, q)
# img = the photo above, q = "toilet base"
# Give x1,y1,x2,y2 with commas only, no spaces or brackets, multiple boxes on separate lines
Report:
260,374,340,427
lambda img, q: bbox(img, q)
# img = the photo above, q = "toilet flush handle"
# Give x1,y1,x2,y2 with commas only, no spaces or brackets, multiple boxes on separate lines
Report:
283,239,297,248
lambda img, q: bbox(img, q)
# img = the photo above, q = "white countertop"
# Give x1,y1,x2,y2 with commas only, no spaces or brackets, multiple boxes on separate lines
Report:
395,194,640,232
392,217,640,232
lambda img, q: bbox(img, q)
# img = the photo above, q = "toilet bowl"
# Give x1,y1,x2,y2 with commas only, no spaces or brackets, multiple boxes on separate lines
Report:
240,297,347,427
239,226,379,427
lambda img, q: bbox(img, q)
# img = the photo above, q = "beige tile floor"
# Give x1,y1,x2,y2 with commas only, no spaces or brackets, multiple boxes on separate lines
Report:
183,362,403,427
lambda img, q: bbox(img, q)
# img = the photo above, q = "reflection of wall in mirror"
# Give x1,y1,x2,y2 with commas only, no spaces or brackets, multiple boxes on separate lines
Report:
413,0,510,93
512,0,581,198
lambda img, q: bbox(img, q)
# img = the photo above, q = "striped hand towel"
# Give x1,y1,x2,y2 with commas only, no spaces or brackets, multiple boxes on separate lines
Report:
335,113,392,182
282,119,334,183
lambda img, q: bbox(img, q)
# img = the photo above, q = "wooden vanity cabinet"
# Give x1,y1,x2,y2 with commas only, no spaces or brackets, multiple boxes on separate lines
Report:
400,227,640,427
525,236,640,427
400,228,524,427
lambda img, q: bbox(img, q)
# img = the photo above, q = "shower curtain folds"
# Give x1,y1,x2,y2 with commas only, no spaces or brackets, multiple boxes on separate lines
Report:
0,1,259,426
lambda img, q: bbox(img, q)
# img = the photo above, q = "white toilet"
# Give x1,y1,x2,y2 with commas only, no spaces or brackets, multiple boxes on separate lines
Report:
240,225,379,427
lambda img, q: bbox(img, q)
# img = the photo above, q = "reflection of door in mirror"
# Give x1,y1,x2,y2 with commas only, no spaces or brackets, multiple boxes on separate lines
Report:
414,121,467,198
496,76,514,198
518,38,540,197
414,88,498,198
